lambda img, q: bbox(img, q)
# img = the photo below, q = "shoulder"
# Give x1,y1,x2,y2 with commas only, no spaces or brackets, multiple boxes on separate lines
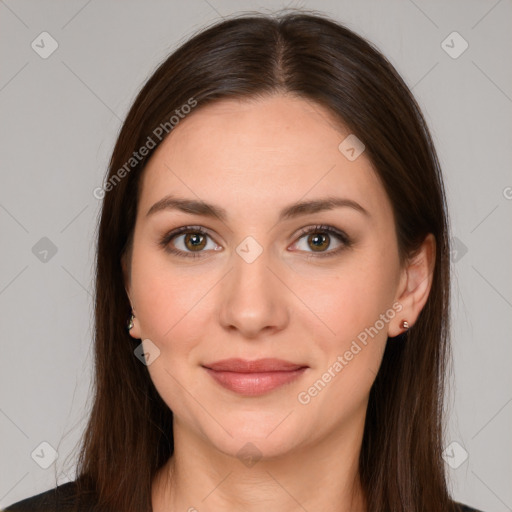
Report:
453,501,485,512
2,480,98,512
2,486,485,512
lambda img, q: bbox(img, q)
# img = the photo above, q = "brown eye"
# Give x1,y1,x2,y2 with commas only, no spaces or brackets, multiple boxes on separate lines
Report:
290,225,351,257
184,232,207,251
307,232,330,252
160,226,221,258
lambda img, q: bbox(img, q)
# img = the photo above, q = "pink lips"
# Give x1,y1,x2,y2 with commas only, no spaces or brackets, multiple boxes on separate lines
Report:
203,358,308,396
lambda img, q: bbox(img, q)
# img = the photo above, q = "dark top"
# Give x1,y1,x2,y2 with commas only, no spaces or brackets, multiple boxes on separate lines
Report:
2,480,485,511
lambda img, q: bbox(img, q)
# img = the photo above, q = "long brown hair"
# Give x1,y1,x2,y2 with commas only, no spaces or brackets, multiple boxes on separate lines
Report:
70,10,455,511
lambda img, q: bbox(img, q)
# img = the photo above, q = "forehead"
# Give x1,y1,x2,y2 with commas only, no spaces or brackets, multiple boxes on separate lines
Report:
137,94,392,223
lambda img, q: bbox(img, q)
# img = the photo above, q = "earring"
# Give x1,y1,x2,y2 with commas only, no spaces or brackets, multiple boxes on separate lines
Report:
127,313,135,330
400,320,410,331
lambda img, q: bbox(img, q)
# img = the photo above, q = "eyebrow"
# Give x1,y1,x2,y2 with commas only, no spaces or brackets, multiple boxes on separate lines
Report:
145,194,370,221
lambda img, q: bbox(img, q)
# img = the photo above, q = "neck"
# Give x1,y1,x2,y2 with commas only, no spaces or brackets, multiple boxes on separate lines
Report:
152,415,367,512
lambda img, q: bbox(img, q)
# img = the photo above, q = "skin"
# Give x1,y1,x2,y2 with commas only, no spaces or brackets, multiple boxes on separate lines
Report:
122,94,435,512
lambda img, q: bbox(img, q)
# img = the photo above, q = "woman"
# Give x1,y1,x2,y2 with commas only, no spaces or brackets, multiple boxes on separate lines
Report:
3,10,484,512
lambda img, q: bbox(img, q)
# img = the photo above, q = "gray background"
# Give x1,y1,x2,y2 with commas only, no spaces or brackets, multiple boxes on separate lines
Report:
0,1,511,510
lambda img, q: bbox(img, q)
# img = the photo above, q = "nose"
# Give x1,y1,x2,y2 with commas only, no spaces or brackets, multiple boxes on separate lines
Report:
218,249,290,339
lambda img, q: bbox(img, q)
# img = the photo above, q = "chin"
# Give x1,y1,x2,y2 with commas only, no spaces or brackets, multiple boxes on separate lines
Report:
197,411,306,461
215,433,300,463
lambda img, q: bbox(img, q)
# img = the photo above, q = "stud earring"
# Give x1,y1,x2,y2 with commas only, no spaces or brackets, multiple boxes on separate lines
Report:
127,313,135,330
400,320,409,331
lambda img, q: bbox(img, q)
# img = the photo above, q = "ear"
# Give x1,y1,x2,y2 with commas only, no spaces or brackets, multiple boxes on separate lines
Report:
388,233,436,337
121,251,142,339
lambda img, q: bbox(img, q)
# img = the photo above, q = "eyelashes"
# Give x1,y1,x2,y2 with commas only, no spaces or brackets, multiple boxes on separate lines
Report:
159,224,353,260
159,225,219,258
292,225,351,257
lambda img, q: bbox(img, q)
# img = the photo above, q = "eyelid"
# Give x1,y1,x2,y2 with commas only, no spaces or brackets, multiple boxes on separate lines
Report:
289,224,352,257
292,224,350,244
159,225,221,259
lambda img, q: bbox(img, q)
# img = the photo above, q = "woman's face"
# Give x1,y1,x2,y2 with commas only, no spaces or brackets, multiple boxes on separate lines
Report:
124,94,415,459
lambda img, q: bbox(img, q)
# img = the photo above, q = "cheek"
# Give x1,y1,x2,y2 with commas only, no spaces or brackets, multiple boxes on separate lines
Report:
130,247,212,349
131,258,212,413
136,282,210,351
289,251,398,406
292,262,393,416
291,255,396,343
